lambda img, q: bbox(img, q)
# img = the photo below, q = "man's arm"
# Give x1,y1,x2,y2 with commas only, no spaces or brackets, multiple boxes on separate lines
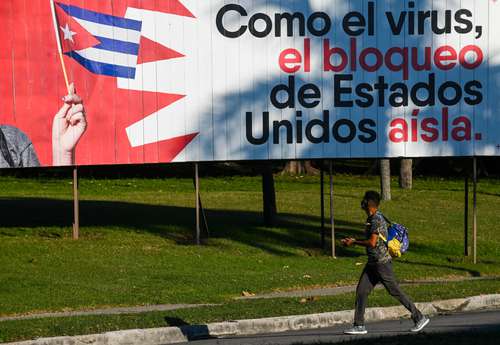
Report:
342,234,378,249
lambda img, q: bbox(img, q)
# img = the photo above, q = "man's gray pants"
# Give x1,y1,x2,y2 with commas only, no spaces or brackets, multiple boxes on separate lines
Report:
354,261,423,326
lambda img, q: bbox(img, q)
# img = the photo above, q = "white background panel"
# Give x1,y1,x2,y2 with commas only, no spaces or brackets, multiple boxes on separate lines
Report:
121,0,500,162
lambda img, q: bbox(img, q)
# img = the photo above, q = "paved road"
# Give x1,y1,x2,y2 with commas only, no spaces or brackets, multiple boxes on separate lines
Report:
179,310,500,345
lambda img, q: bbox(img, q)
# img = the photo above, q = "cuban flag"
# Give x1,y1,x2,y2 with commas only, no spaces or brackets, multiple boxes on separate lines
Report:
53,2,142,79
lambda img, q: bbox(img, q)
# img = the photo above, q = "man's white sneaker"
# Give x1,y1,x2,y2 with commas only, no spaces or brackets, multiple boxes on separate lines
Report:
344,325,368,335
410,316,430,333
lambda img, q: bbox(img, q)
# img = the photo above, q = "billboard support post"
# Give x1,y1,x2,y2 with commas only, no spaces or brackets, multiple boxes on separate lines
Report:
198,197,210,240
320,161,325,250
329,160,336,258
464,175,469,256
72,166,79,240
192,164,209,243
473,157,478,264
195,163,200,245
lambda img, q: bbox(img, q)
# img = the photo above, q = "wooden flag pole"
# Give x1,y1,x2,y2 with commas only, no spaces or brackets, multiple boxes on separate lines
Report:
50,0,71,93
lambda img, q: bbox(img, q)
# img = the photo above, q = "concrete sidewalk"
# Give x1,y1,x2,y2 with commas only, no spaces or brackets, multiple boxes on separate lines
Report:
4,275,497,323
6,294,500,345
235,276,500,300
0,304,217,323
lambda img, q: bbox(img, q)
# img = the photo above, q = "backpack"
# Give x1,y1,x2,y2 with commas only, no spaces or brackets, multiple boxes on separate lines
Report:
379,216,409,258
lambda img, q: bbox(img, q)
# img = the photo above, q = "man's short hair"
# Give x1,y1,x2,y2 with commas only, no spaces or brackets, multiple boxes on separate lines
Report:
362,191,381,208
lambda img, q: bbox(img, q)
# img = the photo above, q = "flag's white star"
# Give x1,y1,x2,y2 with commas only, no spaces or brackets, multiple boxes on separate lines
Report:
60,23,77,43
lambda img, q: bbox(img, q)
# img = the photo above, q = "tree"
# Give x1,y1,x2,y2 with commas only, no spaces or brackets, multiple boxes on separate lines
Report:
283,160,318,175
399,159,413,190
380,159,391,200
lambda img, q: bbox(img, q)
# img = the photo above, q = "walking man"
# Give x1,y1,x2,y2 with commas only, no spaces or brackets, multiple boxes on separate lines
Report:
341,191,429,335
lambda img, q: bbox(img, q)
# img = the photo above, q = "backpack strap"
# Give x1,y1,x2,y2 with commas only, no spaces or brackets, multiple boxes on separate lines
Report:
381,214,393,226
0,127,15,168
378,213,391,246
378,233,388,244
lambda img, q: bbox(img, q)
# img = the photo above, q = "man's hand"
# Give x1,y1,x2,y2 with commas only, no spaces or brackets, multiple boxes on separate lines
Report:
342,234,378,249
52,83,87,166
342,238,356,247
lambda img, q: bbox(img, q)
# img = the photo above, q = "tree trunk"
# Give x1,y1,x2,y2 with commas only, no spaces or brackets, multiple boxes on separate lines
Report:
283,160,318,175
399,159,413,189
262,165,277,226
380,159,391,201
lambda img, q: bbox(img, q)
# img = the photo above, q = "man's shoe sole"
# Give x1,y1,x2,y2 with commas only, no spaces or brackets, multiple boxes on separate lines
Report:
344,331,368,335
411,318,430,333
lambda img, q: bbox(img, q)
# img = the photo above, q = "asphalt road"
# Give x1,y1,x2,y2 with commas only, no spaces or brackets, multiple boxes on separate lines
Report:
178,310,500,345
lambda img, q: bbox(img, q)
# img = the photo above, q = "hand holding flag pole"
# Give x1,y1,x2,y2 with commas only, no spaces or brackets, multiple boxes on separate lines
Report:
49,0,88,166
50,0,71,93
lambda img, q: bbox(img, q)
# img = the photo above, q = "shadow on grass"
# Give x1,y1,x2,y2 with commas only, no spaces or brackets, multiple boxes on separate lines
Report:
0,197,364,257
397,259,481,277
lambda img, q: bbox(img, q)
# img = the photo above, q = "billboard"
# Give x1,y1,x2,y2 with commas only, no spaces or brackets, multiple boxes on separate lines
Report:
1,0,499,168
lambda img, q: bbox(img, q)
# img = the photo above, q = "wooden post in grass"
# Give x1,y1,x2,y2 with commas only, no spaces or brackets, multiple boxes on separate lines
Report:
320,161,325,250
195,163,200,245
72,167,79,240
192,164,209,243
329,160,336,258
464,175,469,257
262,164,277,227
473,157,478,264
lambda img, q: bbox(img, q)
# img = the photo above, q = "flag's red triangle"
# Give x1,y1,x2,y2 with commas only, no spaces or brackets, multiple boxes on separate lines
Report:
157,133,199,162
137,36,185,65
116,0,196,18
135,133,199,163
110,82,186,124
55,0,196,18
140,92,186,123
114,89,187,164
55,3,100,53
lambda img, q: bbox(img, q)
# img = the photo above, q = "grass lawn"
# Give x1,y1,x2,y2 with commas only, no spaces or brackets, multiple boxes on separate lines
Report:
0,174,499,341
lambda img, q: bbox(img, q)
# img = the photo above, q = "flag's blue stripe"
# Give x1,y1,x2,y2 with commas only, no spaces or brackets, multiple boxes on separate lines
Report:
93,36,140,56
57,2,142,32
66,51,136,79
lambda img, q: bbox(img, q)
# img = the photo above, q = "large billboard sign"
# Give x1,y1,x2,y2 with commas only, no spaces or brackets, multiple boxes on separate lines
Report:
1,0,500,168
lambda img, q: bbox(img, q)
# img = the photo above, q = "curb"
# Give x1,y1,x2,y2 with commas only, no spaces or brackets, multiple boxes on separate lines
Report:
5,294,500,345
0,304,218,323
